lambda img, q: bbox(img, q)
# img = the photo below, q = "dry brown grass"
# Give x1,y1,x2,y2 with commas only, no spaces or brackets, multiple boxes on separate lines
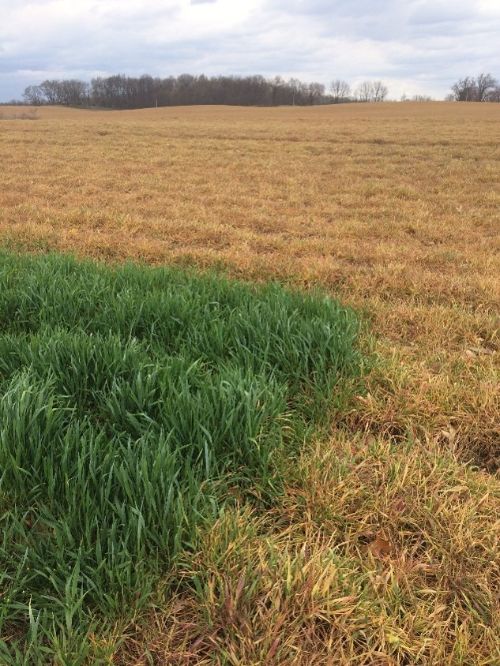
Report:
0,102,498,664
117,437,499,666
0,108,39,120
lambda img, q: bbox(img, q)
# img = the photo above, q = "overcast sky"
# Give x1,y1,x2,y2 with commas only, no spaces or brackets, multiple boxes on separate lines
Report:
1,0,499,101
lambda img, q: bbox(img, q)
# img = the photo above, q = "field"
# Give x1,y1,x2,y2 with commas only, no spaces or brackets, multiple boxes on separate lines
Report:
0,102,499,664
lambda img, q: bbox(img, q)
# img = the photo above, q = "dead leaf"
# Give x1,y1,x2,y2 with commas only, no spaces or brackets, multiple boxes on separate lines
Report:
369,533,393,559
391,498,407,514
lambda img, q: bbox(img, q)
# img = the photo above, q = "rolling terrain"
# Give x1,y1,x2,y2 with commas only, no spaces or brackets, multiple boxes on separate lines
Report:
0,102,498,664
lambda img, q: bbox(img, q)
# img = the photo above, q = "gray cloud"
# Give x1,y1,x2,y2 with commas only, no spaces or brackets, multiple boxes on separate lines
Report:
1,0,499,101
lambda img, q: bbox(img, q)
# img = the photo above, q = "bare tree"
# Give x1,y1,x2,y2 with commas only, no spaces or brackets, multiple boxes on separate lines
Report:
451,76,478,101
355,81,374,102
39,80,61,104
476,73,497,101
354,81,388,102
450,74,499,102
330,79,350,103
372,81,389,102
487,85,500,102
307,82,326,105
59,80,90,106
22,85,44,105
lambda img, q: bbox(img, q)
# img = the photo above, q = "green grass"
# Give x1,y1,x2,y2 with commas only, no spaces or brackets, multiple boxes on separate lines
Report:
0,252,361,662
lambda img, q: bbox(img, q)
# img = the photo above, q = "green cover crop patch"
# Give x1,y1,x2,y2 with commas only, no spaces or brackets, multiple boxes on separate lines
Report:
0,252,360,661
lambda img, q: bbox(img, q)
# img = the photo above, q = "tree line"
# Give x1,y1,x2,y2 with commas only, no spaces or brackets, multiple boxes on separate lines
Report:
448,73,499,102
22,74,389,108
17,72,500,108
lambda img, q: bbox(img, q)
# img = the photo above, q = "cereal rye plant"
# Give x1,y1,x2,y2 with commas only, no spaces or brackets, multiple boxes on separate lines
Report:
0,252,361,662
